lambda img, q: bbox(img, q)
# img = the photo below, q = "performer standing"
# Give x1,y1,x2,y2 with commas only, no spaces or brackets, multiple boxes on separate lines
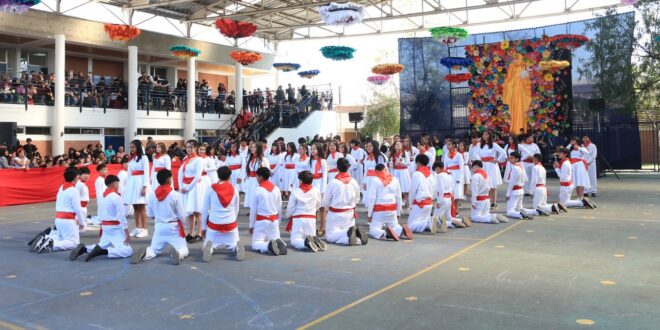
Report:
323,158,366,246
567,137,591,199
519,134,541,195
133,169,190,265
502,135,518,184
267,143,282,187
200,144,218,185
124,139,150,238
583,135,598,197
200,166,245,261
458,141,471,197
94,164,108,223
249,167,287,255
240,143,270,208
403,136,420,177
444,140,465,216
504,152,534,220
470,161,508,224
225,143,244,189
554,147,597,209
389,141,411,212
325,141,344,183
475,130,506,209
349,139,366,186
76,166,91,222
70,175,133,262
280,142,298,199
151,142,172,189
178,140,205,242
362,141,388,202
310,143,328,236
29,168,87,253
367,164,413,241
285,171,326,251
338,143,359,183
407,154,437,233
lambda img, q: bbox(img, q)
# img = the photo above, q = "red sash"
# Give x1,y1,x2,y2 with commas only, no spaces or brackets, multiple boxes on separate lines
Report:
373,204,397,212
446,165,461,170
481,156,495,162
569,158,589,170
513,185,523,190
560,181,573,187
413,198,433,207
176,220,185,237
536,184,545,187
284,164,296,169
394,166,408,170
328,168,339,173
211,182,234,207
55,211,76,220
269,164,276,170
182,176,196,184
366,169,376,177
256,214,278,221
248,171,257,177
476,195,490,201
131,170,144,175
207,220,237,233
329,207,357,219
81,201,88,207
285,214,316,232
154,167,165,172
312,158,322,179
228,164,241,170
99,220,121,237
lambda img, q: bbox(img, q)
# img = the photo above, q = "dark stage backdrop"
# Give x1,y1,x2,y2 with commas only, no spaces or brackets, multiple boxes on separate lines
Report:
398,13,640,169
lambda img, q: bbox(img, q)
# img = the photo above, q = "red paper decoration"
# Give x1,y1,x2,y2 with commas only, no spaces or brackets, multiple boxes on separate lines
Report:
104,24,141,41
444,73,471,83
215,18,257,39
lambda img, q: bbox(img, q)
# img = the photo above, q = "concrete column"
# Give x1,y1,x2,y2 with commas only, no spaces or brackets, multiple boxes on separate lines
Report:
87,57,93,74
52,35,65,156
11,48,22,78
185,56,195,140
126,46,138,148
235,62,243,112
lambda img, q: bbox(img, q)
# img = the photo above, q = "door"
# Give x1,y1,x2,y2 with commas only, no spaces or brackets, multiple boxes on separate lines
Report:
104,136,125,153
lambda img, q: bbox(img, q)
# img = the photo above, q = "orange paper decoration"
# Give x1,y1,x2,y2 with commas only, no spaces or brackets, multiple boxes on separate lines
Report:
104,24,141,41
372,63,404,75
229,51,263,65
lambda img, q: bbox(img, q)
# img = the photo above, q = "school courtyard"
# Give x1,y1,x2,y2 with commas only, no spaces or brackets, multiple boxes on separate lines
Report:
0,174,659,330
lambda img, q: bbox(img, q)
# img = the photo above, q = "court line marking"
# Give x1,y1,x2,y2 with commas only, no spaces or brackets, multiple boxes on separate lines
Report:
0,320,25,330
297,221,525,330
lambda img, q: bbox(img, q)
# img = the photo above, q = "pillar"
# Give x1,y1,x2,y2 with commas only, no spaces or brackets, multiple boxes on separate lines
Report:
235,62,243,112
184,56,196,140
126,46,138,148
52,35,65,156
87,57,93,74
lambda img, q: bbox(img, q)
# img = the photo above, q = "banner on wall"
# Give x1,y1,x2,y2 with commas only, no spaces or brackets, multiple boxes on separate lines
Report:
0,162,182,207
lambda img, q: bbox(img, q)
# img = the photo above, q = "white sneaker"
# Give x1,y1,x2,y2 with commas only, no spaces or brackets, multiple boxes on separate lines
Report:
496,215,509,223
129,228,139,237
135,228,149,238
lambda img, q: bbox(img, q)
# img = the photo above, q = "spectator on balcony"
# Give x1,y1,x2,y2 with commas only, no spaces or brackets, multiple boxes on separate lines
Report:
226,90,235,111
105,144,116,158
275,86,285,104
97,77,109,108
0,79,11,102
300,85,309,98
286,83,295,104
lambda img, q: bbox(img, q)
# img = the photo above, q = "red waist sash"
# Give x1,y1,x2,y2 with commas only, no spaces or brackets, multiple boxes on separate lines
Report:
413,198,433,207
285,214,316,232
373,204,397,212
131,170,144,175
284,164,296,169
81,201,88,207
55,211,76,220
446,165,461,170
207,220,238,233
228,165,241,170
560,181,573,187
256,214,278,222
476,195,490,201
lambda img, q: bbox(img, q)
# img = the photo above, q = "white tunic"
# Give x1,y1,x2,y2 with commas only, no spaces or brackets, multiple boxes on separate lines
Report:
178,156,206,215
461,151,471,184
444,151,465,200
366,176,402,218
151,154,172,188
408,170,435,206
201,182,240,229
94,176,106,206
326,152,344,182
224,153,244,188
76,180,90,211
389,152,411,193
310,158,328,194
123,155,150,204
350,147,367,184
55,184,86,225
147,189,187,224
266,153,282,186
292,154,310,188
117,170,127,196
476,143,506,187
568,145,591,189
241,156,270,208
204,155,219,184
249,183,282,228
280,153,297,191
506,163,526,198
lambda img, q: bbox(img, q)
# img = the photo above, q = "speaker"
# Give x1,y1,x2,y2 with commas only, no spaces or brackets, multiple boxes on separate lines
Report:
588,98,605,110
348,112,363,123
0,122,17,147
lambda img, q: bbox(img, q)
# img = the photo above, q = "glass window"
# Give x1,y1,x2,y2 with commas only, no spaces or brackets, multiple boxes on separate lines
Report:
64,128,80,134
170,129,183,136
15,126,25,134
81,128,101,134
156,129,170,135
104,128,124,135
26,127,50,135
141,128,156,135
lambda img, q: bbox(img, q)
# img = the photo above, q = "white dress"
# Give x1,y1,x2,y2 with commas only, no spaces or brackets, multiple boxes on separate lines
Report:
151,154,172,189
462,151,471,184
568,146,591,190
362,154,388,202
225,153,243,189
476,143,506,187
178,156,206,215
123,155,150,204
205,155,220,184
267,153,282,186
444,151,465,200
389,152,411,193
310,157,328,194
502,144,518,184
405,147,420,175
280,153,297,192
241,156,270,207
326,152,344,182
292,154,310,188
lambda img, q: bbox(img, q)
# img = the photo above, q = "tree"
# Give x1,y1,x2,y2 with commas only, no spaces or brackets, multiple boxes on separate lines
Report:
361,92,400,138
632,0,659,121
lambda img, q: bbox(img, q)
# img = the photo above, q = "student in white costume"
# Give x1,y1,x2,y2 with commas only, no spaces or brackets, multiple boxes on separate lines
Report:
124,139,150,238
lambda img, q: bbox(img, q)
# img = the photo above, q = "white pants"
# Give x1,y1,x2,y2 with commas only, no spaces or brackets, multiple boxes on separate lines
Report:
407,204,433,232
145,222,189,260
434,197,458,225
587,162,597,193
50,219,80,251
86,225,133,258
471,200,496,223
527,187,553,214
290,218,317,249
326,210,357,245
559,185,584,208
369,211,402,239
506,193,524,219
204,228,239,252
252,220,281,253
523,163,534,194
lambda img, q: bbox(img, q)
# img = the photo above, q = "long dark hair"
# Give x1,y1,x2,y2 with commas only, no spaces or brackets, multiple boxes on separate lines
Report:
285,142,296,160
480,130,494,149
309,143,325,167
130,139,144,162
369,140,386,164
245,142,263,172
270,143,281,156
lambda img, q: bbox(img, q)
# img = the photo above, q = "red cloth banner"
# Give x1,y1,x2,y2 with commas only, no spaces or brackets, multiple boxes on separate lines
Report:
0,163,181,207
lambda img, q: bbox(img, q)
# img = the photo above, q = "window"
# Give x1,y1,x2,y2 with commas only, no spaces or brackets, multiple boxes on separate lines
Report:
65,127,101,135
15,126,25,134
104,128,124,136
196,129,217,137
139,128,182,136
25,127,50,135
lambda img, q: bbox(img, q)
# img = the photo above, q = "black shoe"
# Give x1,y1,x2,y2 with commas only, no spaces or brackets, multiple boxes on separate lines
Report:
347,226,357,246
268,240,280,256
312,236,327,251
536,208,549,217
37,238,53,254
355,226,368,245
69,243,87,261
582,198,594,209
524,193,531,197
28,227,51,246
29,234,45,253
275,238,287,255
304,236,319,252
185,234,194,243
551,204,560,215
591,193,597,197
194,235,204,243
586,198,597,208
84,245,108,262
557,202,568,213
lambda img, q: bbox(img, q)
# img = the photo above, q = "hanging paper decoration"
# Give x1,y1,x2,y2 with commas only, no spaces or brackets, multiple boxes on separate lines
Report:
620,0,638,4
273,63,301,72
230,51,262,65
298,70,320,79
372,63,405,75
169,45,201,59
367,75,390,85
215,18,257,39
444,73,471,83
104,24,141,41
317,2,364,26
539,60,570,71
440,57,473,70
0,0,40,13
429,27,469,44
548,34,589,50
320,46,356,61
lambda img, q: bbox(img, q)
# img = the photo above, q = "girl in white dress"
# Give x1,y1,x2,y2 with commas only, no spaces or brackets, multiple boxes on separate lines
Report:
292,144,310,188
458,141,471,195
403,136,419,176
205,145,220,184
151,142,172,189
476,130,507,208
310,143,328,236
124,139,150,238
198,144,214,192
178,140,206,241
363,140,388,203
567,137,591,198
325,141,344,183
419,135,436,170
338,143,358,177
503,135,519,184
238,143,269,208
267,143,282,187
388,140,411,208
280,142,297,198
118,157,133,216
225,142,243,188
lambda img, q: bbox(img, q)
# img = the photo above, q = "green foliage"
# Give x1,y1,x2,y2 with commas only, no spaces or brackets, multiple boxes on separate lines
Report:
362,93,400,138
632,0,659,120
